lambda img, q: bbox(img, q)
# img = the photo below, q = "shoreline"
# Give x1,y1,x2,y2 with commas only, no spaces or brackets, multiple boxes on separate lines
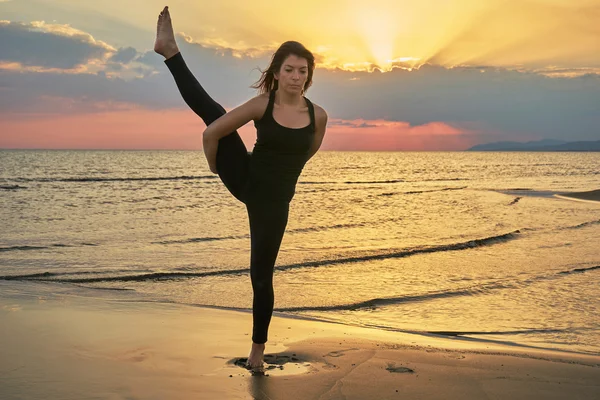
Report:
1,287,599,399
3,281,598,358
271,309,600,359
555,189,600,203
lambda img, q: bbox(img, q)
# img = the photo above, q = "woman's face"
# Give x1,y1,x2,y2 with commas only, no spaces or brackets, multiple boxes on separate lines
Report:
275,54,308,94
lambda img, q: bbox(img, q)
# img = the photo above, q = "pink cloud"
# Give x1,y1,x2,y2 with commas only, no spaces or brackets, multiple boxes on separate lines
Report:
322,118,478,151
0,108,257,150
1,110,478,151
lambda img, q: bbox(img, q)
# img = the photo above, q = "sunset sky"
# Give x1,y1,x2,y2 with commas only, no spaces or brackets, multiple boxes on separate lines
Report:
1,0,599,150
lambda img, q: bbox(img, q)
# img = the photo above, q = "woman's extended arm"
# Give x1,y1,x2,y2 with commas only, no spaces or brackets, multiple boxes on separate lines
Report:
306,106,328,162
203,95,267,173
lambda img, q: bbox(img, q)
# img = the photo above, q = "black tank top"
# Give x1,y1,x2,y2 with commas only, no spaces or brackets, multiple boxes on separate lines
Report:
245,90,316,204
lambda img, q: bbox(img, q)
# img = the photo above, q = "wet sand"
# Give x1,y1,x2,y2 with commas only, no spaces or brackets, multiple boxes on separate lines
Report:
556,189,600,203
1,292,599,400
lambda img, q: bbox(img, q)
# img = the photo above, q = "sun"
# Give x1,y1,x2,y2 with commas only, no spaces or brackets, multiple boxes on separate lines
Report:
354,8,396,70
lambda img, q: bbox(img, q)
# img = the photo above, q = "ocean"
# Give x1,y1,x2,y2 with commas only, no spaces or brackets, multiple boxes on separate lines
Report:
1,150,598,355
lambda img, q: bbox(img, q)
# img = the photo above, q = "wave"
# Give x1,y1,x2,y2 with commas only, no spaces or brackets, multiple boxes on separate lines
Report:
2,230,522,284
10,175,217,183
154,235,247,245
0,267,154,281
279,263,599,313
0,246,49,252
0,243,98,252
276,285,507,312
154,217,405,245
378,187,466,197
298,179,405,185
0,269,240,283
419,178,468,182
124,196,171,203
4,176,469,188
429,328,572,337
5,217,405,250
298,178,468,186
288,221,372,234
5,175,471,188
300,187,357,194
557,265,600,275
563,219,600,230
0,184,27,190
277,230,520,271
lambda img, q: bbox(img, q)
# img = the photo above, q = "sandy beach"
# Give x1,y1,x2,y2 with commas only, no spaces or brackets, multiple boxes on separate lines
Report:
1,286,598,400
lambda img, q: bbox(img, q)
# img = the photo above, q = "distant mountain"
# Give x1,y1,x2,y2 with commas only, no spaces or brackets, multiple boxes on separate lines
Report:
467,140,600,151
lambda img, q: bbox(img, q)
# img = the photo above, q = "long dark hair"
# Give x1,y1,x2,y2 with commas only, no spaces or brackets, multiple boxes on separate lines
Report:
252,41,315,94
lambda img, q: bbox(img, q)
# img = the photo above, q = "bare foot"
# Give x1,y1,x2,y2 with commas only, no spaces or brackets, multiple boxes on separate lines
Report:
154,6,179,59
247,343,265,370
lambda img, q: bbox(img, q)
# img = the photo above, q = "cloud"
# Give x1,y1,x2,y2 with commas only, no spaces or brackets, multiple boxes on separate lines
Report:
323,119,478,151
0,108,211,150
0,68,179,116
329,119,385,129
533,67,600,78
109,47,137,64
0,21,158,81
1,23,599,148
0,20,114,69
127,0,600,74
4,0,600,74
330,119,468,136
309,63,600,140
0,112,476,151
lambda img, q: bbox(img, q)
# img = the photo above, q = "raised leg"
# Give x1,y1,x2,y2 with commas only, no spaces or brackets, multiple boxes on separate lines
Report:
156,7,249,201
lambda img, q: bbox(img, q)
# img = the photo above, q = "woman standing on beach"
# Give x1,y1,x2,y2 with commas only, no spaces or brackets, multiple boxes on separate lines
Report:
153,7,328,369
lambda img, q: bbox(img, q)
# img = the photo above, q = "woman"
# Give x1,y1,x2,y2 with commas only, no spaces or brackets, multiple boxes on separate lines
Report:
154,6,328,369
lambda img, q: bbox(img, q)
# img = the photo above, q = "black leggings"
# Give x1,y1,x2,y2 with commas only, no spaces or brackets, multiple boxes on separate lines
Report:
165,53,288,344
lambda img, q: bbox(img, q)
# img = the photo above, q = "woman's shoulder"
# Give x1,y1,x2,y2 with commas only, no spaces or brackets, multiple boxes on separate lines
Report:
305,96,326,114
249,92,272,122
238,92,270,121
248,92,270,105
309,101,328,124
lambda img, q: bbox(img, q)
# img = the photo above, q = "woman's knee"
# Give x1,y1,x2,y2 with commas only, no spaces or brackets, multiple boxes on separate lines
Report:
251,274,273,294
